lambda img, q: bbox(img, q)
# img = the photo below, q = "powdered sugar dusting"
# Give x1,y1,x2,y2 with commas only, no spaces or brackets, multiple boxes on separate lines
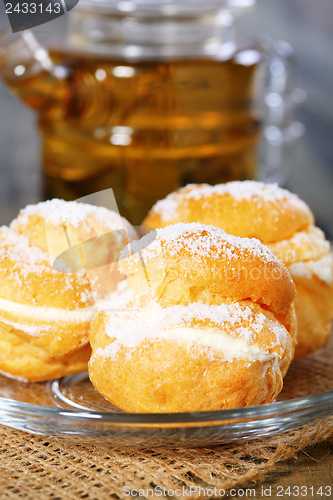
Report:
151,181,309,222
120,223,279,267
0,226,54,276
0,226,95,310
152,193,179,221
96,296,288,362
184,181,301,203
11,199,127,231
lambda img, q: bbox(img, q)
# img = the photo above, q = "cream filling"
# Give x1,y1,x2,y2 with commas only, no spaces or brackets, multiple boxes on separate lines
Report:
94,326,286,363
0,317,51,335
289,254,333,285
0,296,97,322
0,279,129,325
0,280,127,326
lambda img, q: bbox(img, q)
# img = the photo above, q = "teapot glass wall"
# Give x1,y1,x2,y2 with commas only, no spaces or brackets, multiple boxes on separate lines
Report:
0,0,264,224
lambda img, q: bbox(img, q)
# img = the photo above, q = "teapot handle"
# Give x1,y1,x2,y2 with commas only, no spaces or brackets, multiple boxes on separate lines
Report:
0,28,114,127
0,28,70,112
258,36,306,184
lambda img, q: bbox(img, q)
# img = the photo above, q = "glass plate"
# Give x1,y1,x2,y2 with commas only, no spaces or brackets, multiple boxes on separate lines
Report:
1,344,333,447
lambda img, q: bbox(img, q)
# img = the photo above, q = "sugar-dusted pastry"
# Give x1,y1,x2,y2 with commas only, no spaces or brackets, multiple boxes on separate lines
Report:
144,182,333,360
89,223,297,412
11,198,136,299
0,199,135,382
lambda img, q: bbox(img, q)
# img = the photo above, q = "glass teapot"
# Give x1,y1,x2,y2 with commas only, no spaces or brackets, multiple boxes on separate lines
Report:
0,0,296,224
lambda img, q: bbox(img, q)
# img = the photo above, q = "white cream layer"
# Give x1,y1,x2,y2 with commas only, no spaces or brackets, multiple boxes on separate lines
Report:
0,296,97,322
0,317,50,335
94,325,287,364
289,254,333,285
0,278,129,326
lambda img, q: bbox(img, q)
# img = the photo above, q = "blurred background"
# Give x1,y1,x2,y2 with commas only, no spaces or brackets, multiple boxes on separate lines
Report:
0,0,333,236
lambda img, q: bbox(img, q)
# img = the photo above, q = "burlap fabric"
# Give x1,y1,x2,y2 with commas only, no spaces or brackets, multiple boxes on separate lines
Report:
1,335,333,499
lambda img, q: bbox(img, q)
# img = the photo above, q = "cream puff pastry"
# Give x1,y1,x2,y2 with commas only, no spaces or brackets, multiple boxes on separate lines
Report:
0,199,134,381
144,181,333,360
89,223,297,412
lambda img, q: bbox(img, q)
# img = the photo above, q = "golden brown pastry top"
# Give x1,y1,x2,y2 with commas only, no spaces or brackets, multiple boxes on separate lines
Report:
119,223,296,315
9,199,138,298
0,226,94,309
143,182,314,244
0,199,137,308
11,198,134,258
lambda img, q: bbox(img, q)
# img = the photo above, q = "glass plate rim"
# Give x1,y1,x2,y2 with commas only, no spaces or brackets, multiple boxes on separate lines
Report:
1,375,333,425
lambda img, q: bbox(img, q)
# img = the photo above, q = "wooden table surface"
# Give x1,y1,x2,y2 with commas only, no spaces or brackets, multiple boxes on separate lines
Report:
259,440,333,499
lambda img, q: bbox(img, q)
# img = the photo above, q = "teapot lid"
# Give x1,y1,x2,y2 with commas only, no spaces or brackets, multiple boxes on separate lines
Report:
69,0,256,60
